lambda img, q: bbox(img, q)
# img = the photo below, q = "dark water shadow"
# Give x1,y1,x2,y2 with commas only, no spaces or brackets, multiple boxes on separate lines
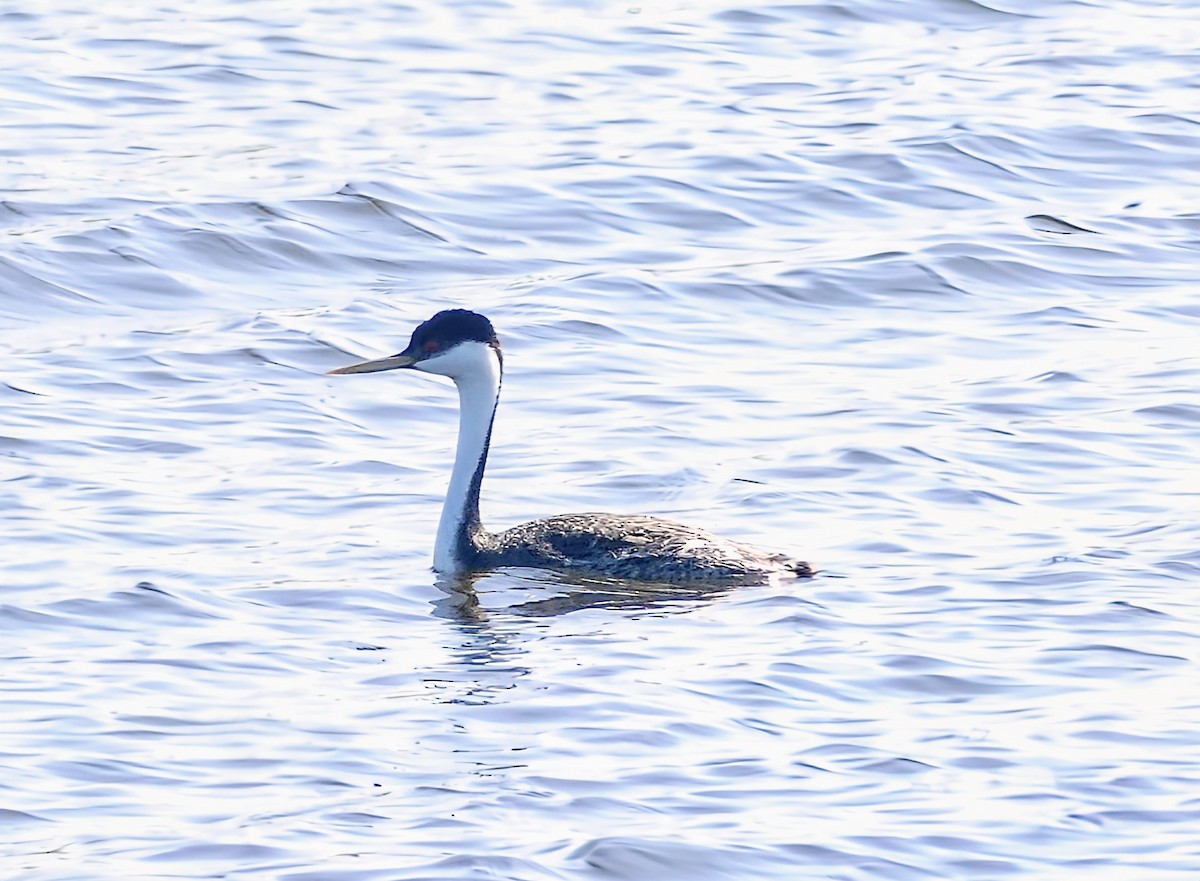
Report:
420,568,737,705
430,567,736,623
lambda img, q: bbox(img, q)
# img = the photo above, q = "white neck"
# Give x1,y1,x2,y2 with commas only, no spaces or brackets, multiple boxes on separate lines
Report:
426,343,502,572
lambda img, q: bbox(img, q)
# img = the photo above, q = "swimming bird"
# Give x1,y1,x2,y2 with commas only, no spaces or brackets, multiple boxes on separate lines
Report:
327,309,813,583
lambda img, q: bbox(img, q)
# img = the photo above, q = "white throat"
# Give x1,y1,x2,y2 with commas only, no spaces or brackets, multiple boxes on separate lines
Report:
424,342,502,572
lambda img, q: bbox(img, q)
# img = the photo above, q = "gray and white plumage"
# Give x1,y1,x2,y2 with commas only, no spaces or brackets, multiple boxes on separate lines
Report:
328,309,812,584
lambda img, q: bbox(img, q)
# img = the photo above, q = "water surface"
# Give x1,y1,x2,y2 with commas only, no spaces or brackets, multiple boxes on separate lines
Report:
3,1,1199,879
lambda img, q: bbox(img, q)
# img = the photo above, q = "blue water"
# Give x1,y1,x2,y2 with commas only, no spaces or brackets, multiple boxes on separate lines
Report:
3,1,1199,878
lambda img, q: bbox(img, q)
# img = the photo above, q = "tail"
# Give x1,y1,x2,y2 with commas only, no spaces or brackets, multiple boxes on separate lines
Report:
767,552,815,578
790,559,816,578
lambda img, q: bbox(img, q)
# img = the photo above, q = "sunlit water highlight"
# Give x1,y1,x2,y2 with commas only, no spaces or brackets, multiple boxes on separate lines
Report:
3,1,1199,878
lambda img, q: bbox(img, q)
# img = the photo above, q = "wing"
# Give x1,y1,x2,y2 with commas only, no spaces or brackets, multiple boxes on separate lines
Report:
482,512,809,583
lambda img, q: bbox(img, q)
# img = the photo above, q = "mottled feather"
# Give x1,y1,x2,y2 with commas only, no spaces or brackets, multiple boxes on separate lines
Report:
474,513,812,583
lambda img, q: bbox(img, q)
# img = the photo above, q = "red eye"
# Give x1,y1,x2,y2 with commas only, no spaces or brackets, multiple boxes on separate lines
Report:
423,339,440,353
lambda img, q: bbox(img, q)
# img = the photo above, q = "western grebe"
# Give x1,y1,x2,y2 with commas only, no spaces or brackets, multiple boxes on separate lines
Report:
327,309,813,583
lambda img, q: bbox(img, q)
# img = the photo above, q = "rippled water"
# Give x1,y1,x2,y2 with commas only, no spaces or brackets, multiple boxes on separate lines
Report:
4,0,1199,878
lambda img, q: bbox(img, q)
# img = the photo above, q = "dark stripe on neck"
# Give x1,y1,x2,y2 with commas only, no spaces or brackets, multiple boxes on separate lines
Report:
456,378,499,566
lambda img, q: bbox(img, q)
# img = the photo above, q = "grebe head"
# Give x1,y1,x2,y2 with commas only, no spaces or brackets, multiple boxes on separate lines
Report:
327,309,501,380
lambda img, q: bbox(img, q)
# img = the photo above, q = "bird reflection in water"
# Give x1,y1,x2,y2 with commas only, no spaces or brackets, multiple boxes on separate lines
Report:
423,570,733,706
432,568,736,622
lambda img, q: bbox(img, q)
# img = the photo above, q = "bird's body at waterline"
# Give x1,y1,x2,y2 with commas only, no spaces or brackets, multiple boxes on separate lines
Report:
327,309,813,584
